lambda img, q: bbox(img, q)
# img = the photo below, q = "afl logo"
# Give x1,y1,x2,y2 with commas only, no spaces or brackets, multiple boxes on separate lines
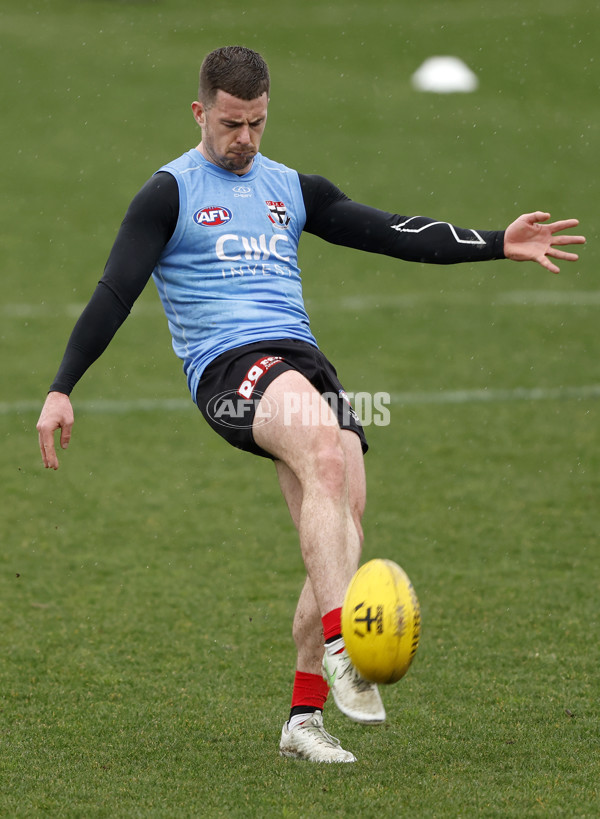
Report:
194,206,233,227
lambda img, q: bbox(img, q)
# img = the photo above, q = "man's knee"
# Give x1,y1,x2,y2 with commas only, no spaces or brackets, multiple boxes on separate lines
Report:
308,435,348,498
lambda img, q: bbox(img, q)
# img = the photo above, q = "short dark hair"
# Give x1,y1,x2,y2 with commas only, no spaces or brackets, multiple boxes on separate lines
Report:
198,46,270,106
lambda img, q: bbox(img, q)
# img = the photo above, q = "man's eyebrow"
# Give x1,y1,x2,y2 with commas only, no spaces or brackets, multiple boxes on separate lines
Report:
221,116,265,125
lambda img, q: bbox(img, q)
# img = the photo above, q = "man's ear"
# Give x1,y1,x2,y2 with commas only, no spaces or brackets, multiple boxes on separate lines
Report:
191,101,206,128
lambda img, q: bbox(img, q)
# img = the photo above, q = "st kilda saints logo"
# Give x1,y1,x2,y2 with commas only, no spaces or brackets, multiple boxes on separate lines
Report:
266,200,291,229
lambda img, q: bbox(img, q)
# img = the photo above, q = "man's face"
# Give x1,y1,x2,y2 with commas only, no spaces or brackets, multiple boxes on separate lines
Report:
192,90,268,175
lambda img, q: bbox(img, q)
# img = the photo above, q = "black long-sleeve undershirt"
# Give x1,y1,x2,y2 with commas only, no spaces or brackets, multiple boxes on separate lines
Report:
49,171,505,395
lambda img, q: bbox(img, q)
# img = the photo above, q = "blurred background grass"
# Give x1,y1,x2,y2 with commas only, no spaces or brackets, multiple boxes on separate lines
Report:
1,1,598,816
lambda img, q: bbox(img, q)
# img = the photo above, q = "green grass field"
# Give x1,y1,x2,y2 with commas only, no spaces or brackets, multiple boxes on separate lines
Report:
2,0,599,816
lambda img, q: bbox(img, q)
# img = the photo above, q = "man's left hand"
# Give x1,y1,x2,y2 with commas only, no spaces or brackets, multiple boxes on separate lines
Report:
504,212,585,274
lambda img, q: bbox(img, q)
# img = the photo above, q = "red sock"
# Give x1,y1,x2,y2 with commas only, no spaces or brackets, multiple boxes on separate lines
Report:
291,670,329,711
321,607,342,642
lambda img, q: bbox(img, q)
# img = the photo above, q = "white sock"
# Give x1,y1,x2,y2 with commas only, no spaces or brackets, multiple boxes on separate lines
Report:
288,712,317,731
324,636,345,656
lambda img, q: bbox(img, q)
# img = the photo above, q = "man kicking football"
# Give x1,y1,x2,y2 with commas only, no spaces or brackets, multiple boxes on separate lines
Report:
36,46,585,763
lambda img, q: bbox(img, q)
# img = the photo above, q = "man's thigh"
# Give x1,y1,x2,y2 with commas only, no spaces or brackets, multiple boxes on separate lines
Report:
196,340,367,458
252,369,358,477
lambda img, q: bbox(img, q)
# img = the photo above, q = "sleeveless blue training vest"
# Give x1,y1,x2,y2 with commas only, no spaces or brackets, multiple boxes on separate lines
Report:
152,149,317,400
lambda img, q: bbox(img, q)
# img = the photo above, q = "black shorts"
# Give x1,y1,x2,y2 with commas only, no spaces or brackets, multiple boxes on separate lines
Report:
195,339,368,459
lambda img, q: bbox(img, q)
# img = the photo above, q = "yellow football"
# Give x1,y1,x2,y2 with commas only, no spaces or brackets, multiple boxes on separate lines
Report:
341,558,421,684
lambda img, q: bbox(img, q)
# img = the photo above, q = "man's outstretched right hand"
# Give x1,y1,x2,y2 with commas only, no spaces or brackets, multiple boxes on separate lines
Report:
36,391,74,470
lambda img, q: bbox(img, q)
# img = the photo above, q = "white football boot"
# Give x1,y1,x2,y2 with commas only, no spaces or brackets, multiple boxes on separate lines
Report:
322,649,386,724
279,712,356,763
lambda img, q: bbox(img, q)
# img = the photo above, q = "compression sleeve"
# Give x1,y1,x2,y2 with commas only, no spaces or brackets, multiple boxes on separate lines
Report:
299,173,505,264
49,172,179,395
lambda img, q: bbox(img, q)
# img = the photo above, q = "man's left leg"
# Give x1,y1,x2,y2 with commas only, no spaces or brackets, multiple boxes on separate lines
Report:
275,429,365,676
275,430,385,762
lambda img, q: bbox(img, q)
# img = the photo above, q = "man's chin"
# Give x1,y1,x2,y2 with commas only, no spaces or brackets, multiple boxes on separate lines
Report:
203,146,256,174
223,150,254,167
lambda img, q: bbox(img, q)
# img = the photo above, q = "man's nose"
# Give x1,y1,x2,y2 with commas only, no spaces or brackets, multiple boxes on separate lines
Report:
236,125,251,144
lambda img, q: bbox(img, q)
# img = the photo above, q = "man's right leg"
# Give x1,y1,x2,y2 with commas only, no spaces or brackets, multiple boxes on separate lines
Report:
254,374,384,760
274,456,362,763
262,402,365,763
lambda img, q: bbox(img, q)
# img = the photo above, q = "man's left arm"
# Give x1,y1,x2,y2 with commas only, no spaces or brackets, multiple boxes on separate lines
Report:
299,174,584,270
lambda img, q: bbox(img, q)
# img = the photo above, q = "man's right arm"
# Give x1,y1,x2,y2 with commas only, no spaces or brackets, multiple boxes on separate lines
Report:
37,171,179,468
49,172,179,394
